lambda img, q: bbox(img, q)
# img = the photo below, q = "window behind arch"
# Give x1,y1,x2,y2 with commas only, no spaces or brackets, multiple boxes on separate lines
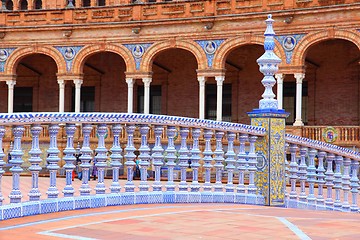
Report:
6,0,14,10
82,0,90,7
34,0,42,9
20,0,28,10
97,0,105,6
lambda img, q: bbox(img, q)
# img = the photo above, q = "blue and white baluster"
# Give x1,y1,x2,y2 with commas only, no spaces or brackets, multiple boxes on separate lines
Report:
79,124,92,196
333,155,343,210
236,133,248,204
94,124,108,194
213,131,224,203
151,125,164,203
63,124,76,197
289,144,298,207
165,126,177,202
224,132,236,203
350,160,359,212
176,127,189,203
137,125,150,204
28,124,42,201
341,157,351,212
202,129,214,203
325,153,335,209
109,124,122,194
306,148,317,208
124,125,136,194
316,151,326,207
9,125,25,203
0,126,6,206
284,143,290,199
298,147,308,203
46,124,60,199
247,135,258,204
189,128,201,203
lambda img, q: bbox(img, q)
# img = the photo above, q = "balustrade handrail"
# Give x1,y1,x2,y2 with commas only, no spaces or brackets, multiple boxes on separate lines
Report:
0,112,266,136
285,133,360,161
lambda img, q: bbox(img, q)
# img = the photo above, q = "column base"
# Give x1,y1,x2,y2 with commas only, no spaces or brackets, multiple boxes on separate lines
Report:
293,120,304,126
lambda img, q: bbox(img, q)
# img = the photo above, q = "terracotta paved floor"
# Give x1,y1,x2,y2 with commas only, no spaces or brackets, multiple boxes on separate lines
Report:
1,176,360,239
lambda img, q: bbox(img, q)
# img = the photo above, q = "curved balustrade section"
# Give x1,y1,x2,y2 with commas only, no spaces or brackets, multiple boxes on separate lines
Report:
285,133,360,213
0,112,266,221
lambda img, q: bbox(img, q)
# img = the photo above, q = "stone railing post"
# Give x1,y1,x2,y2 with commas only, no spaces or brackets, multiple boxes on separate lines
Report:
28,124,43,201
46,124,60,199
224,132,236,202
63,123,76,197
79,124,93,196
110,124,122,194
94,124,108,194
0,126,5,206
249,14,288,206
189,128,201,203
124,124,136,193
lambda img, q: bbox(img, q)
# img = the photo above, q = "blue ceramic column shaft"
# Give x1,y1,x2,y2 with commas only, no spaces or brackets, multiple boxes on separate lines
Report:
298,147,307,201
190,128,201,192
306,148,317,205
325,153,335,208
289,144,298,201
9,125,25,203
178,127,189,191
202,129,213,192
213,131,224,192
139,125,150,191
79,124,92,196
350,160,359,212
341,157,351,212
63,123,76,197
46,124,60,199
225,132,236,192
165,126,177,191
333,155,343,209
237,134,248,194
0,126,5,206
152,125,164,191
110,124,122,193
316,151,326,205
247,135,258,195
124,125,136,192
95,124,108,194
28,124,42,201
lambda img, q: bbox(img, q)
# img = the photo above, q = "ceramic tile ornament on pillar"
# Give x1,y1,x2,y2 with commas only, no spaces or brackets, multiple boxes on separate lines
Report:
248,15,289,206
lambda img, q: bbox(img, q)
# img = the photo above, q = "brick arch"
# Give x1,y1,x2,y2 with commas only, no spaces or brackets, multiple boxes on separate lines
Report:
293,30,360,66
213,36,285,69
72,44,135,74
4,46,66,75
140,40,207,72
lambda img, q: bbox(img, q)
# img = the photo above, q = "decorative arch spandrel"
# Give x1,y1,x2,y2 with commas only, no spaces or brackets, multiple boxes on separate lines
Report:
72,44,135,75
140,40,207,72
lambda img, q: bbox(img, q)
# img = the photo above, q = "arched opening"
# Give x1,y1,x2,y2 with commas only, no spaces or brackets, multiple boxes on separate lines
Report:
2,54,59,112
34,0,41,9
19,0,28,10
5,0,13,10
302,39,360,126
79,52,127,112
224,44,264,124
147,48,198,117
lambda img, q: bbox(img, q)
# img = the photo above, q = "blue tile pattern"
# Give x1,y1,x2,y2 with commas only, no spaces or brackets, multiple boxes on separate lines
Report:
0,48,16,72
123,43,152,70
54,46,84,72
196,39,225,67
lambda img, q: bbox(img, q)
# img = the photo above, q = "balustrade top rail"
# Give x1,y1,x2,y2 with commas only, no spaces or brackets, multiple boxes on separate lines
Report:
285,133,360,161
0,112,266,136
0,0,359,28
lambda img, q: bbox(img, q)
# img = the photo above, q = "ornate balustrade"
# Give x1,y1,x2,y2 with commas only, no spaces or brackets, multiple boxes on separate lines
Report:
0,112,267,221
285,134,360,212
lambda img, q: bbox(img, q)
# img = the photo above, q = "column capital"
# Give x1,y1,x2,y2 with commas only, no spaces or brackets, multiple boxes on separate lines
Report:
215,75,225,85
73,79,83,86
126,77,134,86
294,73,305,84
57,79,65,85
6,80,16,88
197,76,207,85
142,77,152,87
275,73,284,84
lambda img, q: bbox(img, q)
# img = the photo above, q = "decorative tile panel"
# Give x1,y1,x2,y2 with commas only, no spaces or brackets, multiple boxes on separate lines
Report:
54,46,83,72
0,48,16,72
196,40,225,67
275,34,306,64
123,43,152,70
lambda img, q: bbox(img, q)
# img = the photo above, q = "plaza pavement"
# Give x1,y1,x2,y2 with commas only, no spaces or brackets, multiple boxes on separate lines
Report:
1,176,360,239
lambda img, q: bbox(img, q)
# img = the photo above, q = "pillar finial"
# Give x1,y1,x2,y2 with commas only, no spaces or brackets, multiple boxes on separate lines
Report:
256,14,281,111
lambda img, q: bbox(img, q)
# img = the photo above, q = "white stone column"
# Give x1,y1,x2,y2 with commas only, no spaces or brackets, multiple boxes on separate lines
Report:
142,77,152,114
126,78,134,113
58,79,65,112
215,75,225,121
294,73,305,126
73,79,83,113
198,76,206,119
275,73,284,109
6,80,16,113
